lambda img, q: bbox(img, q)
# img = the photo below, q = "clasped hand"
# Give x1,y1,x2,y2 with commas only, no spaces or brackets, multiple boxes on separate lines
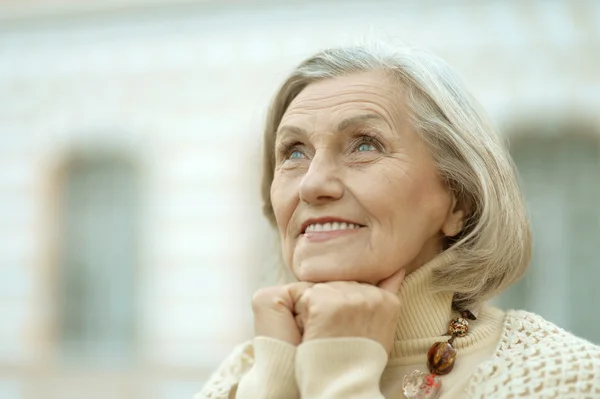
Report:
251,269,405,355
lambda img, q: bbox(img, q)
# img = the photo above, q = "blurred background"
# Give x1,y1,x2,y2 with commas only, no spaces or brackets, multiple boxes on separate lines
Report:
0,0,599,398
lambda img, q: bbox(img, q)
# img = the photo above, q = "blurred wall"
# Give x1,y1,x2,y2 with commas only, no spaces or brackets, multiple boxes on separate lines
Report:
0,0,599,398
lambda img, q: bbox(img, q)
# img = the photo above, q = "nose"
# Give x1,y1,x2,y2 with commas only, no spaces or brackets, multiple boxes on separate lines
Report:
299,151,344,205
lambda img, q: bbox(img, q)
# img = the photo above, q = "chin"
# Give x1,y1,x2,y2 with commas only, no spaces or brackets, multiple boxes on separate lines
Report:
292,257,377,284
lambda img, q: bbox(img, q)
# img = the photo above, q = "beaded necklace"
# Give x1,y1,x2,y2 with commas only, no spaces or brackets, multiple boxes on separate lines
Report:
402,309,477,399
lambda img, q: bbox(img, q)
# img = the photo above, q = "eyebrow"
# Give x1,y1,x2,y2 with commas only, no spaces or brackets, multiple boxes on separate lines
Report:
276,114,386,136
337,114,386,131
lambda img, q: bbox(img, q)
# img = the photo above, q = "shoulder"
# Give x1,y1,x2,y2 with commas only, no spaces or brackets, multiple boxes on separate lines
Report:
467,310,600,398
195,340,255,399
502,309,600,352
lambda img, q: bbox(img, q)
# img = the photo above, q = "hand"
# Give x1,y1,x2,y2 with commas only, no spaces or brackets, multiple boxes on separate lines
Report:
292,269,405,354
251,282,313,346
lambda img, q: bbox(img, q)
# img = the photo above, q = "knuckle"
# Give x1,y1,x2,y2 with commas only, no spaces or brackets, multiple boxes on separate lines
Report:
251,286,283,308
346,292,363,307
302,288,313,302
312,283,327,291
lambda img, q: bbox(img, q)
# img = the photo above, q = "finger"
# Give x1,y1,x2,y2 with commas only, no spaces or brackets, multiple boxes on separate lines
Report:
292,287,311,317
285,282,314,308
377,268,406,294
295,313,304,334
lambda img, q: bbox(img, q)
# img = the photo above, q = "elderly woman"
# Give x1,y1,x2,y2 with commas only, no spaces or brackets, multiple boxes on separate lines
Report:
196,44,600,399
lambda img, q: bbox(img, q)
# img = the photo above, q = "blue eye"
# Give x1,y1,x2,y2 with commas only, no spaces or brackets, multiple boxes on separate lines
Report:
356,142,377,152
289,150,304,159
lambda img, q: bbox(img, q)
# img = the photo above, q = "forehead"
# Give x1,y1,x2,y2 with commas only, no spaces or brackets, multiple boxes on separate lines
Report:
281,71,404,127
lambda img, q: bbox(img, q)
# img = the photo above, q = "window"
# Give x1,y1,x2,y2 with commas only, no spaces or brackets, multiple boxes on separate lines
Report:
496,134,600,343
58,154,139,365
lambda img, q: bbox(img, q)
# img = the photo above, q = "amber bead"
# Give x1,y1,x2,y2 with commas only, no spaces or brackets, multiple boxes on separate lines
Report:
460,309,477,320
427,341,457,375
448,317,469,337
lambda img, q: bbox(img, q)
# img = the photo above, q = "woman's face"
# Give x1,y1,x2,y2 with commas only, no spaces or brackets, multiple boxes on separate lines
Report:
270,71,464,285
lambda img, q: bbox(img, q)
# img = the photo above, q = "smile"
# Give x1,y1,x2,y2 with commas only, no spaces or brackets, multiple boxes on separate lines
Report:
305,222,361,232
301,221,365,243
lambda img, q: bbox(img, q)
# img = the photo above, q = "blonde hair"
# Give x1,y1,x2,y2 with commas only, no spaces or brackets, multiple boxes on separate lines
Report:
260,43,532,308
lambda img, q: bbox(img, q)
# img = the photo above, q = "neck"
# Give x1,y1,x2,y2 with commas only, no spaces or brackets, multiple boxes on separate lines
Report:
390,250,500,360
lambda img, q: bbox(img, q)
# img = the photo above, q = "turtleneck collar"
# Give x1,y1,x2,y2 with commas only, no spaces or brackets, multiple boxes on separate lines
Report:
389,250,503,361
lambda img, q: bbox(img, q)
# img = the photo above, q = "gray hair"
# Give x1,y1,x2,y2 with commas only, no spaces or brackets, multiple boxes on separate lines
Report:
261,43,532,308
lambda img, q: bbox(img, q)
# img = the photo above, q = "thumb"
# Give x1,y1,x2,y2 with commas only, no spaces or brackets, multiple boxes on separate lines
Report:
377,268,406,294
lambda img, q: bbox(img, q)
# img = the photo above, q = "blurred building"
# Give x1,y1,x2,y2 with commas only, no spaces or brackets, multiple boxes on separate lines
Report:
0,0,599,398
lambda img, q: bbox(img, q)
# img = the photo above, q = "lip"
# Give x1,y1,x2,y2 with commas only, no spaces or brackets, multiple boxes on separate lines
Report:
299,216,364,235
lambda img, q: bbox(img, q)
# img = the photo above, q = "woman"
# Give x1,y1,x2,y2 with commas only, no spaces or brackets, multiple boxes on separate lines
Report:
197,43,600,399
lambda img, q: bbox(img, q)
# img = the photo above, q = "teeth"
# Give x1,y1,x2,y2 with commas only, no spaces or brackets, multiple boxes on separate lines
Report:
305,222,361,232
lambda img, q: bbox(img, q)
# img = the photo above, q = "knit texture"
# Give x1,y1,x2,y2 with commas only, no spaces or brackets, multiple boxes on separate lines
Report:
196,310,600,398
196,253,600,398
467,310,600,398
198,340,254,399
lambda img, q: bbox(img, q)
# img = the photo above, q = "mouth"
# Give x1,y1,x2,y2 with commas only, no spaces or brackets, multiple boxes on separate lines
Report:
300,218,365,235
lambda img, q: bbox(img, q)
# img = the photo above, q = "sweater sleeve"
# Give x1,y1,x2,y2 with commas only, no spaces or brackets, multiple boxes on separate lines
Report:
235,336,299,399
295,338,388,399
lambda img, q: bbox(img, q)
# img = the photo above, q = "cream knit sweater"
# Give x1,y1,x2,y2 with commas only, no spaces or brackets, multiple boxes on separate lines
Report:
196,254,600,398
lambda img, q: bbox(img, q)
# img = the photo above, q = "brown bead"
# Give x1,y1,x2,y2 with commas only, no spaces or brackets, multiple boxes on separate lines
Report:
448,317,469,337
427,341,457,375
460,309,477,320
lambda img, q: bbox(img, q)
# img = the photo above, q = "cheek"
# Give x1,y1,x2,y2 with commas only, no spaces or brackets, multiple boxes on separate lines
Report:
412,170,452,220
357,167,419,217
361,167,447,235
270,175,299,238
399,182,452,243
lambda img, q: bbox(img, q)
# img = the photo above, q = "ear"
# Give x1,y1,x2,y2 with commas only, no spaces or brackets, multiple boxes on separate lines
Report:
441,194,468,237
